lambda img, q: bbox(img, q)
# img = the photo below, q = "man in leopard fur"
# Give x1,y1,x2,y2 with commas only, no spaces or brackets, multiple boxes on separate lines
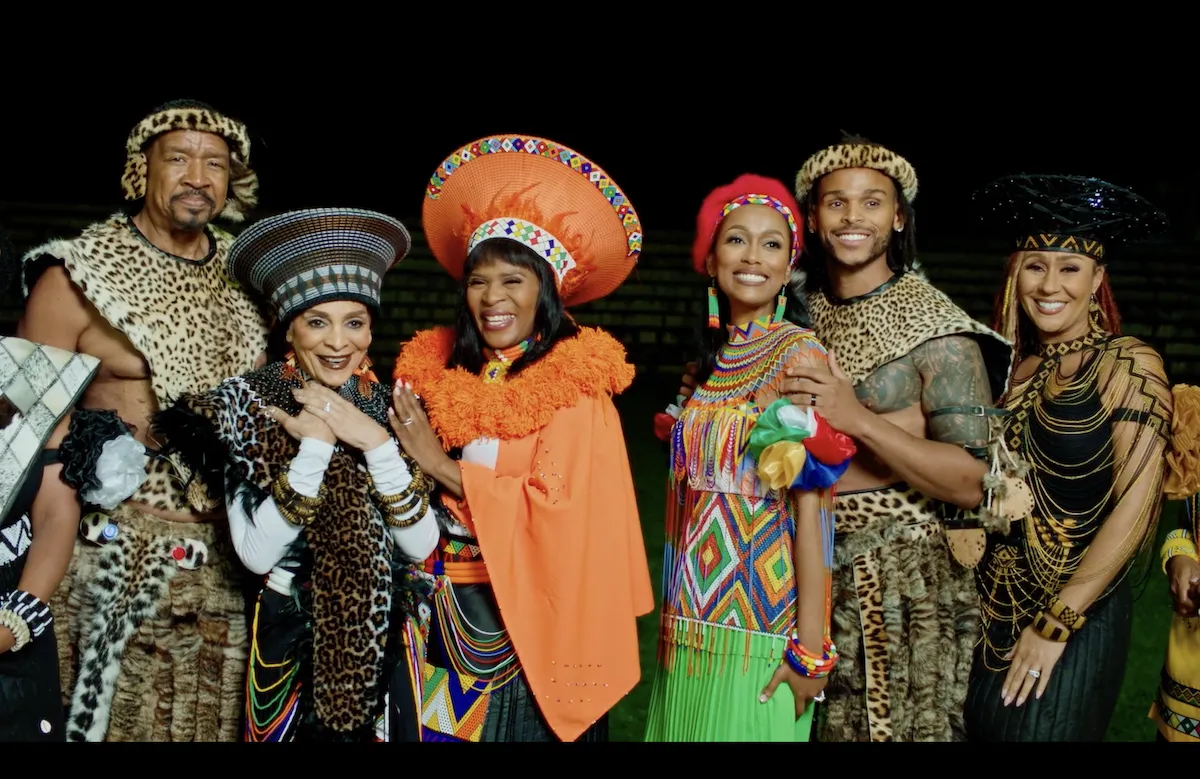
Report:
678,134,1014,741
779,134,1014,741
16,98,270,742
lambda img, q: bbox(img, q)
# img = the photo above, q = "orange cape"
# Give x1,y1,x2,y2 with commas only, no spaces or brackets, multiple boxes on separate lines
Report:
393,327,654,741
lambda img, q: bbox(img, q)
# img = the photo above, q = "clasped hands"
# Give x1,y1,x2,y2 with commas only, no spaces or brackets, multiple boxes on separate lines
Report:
262,379,389,451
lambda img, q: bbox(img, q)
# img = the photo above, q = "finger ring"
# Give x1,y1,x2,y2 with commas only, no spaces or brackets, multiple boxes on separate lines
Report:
809,395,818,406
813,691,826,703
400,417,414,426
322,401,331,413
1027,669,1041,679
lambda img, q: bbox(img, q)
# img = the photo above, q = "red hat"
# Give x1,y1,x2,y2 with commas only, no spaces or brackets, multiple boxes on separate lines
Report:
691,174,802,275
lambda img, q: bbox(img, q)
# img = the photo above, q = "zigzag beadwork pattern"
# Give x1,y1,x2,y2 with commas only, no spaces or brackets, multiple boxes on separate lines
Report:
426,136,643,259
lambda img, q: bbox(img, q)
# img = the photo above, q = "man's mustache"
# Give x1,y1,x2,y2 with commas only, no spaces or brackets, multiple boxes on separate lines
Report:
172,189,215,207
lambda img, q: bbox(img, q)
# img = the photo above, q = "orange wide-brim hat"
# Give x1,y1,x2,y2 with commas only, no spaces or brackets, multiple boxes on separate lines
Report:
422,134,643,308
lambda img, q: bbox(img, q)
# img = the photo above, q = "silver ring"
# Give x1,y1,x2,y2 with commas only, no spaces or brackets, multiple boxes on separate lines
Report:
1027,669,1041,679
322,401,331,413
813,691,826,703
809,395,817,406
400,417,414,426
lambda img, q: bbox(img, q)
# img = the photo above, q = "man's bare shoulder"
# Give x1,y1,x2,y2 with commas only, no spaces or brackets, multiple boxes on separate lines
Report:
17,264,92,351
909,334,993,447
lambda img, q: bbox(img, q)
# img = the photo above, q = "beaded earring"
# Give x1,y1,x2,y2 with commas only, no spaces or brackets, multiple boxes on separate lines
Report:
707,279,720,329
773,286,787,323
281,350,301,382
1088,294,1102,330
353,355,378,395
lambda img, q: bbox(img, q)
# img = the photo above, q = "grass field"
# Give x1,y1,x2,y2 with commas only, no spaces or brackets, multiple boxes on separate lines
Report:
605,373,1179,742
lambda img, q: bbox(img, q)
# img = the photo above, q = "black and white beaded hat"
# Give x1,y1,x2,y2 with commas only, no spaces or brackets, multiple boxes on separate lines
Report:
972,174,1170,262
228,207,411,324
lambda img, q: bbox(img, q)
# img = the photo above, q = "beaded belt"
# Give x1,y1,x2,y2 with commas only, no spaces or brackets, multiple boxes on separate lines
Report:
423,558,490,585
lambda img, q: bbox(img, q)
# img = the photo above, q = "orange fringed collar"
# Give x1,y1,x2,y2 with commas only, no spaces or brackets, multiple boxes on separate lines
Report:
393,326,635,449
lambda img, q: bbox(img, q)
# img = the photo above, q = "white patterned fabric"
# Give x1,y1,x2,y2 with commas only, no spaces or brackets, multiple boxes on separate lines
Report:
0,337,100,521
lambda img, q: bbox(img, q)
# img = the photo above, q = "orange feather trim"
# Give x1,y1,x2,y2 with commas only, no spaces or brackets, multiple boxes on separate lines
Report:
393,326,635,450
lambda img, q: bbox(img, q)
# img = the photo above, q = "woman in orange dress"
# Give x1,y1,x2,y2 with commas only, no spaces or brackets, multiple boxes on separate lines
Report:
386,135,655,742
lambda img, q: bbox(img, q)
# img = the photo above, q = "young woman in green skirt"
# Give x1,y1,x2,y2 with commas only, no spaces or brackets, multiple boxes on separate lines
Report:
645,175,855,741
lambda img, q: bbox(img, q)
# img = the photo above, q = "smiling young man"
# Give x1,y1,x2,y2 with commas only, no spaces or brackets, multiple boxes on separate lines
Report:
17,99,269,742
775,135,1015,742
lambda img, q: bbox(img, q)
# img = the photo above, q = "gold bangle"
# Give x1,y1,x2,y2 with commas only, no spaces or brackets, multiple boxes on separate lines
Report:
272,472,326,527
382,491,430,529
1047,596,1086,631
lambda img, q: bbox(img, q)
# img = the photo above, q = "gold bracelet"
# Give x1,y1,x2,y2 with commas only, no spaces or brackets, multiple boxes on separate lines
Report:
272,472,326,527
1032,611,1070,643
382,491,431,529
1047,596,1086,631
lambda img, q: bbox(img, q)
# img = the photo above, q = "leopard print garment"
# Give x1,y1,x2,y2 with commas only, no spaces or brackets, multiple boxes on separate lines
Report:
22,214,269,514
155,361,394,733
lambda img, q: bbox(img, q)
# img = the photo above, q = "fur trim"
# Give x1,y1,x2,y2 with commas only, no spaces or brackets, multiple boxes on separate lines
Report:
121,107,257,222
788,258,926,303
64,526,181,741
393,326,635,450
794,141,918,203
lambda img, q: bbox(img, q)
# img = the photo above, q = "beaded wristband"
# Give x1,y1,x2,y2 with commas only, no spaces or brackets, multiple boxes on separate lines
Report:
783,633,838,678
1161,530,1198,574
1047,596,1086,631
1033,611,1070,642
0,609,31,652
3,590,53,639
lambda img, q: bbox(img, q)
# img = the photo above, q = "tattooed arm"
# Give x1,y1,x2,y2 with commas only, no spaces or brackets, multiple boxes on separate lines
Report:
853,334,992,508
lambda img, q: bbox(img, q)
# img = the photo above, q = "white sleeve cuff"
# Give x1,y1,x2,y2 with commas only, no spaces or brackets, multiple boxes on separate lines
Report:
364,438,413,495
287,437,335,497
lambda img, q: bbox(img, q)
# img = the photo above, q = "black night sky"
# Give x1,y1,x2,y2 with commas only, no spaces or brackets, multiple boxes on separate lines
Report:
5,84,1195,251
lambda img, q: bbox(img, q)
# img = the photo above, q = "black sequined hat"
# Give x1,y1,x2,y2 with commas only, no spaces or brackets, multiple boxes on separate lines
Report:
972,174,1170,262
228,207,411,324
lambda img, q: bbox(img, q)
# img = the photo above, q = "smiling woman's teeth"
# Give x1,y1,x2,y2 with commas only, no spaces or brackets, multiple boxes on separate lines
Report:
1035,300,1065,314
733,273,767,282
320,356,348,368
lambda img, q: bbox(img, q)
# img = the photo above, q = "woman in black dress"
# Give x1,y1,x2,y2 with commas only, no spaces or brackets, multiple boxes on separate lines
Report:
964,175,1175,741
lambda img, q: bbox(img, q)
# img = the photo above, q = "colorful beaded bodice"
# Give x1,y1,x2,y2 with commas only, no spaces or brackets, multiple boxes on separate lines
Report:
663,316,827,637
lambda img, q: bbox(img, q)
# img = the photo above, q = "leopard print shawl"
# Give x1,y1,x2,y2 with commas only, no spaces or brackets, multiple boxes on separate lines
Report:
155,360,393,733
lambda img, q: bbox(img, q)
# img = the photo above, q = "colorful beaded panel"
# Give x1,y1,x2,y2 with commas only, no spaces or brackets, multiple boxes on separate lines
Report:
669,490,798,635
720,194,800,267
468,217,576,285
426,135,643,258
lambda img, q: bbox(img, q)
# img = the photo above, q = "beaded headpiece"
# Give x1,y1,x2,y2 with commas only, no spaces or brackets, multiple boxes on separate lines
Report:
227,207,411,325
692,174,803,273
972,173,1170,263
121,100,258,222
422,134,643,308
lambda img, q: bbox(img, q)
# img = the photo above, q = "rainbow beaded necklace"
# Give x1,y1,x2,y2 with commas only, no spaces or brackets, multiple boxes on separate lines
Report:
481,334,538,383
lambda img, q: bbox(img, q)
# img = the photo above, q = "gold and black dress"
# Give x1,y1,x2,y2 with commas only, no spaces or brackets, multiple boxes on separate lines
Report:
965,331,1172,741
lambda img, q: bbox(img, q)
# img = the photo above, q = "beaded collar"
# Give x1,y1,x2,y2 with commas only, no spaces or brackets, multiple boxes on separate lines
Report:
727,315,785,344
482,334,539,383
1037,328,1104,359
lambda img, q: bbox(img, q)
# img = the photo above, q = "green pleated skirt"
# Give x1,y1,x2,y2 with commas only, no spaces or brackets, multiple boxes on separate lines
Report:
643,618,815,742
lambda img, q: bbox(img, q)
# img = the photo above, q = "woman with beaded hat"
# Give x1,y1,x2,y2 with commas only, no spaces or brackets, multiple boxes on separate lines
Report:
154,207,440,742
387,134,654,742
643,174,856,742
965,173,1175,741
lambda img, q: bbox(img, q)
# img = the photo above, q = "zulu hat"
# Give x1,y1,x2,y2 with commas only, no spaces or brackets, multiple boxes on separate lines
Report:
972,173,1170,262
121,99,258,222
422,134,643,307
794,133,919,203
227,207,411,325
